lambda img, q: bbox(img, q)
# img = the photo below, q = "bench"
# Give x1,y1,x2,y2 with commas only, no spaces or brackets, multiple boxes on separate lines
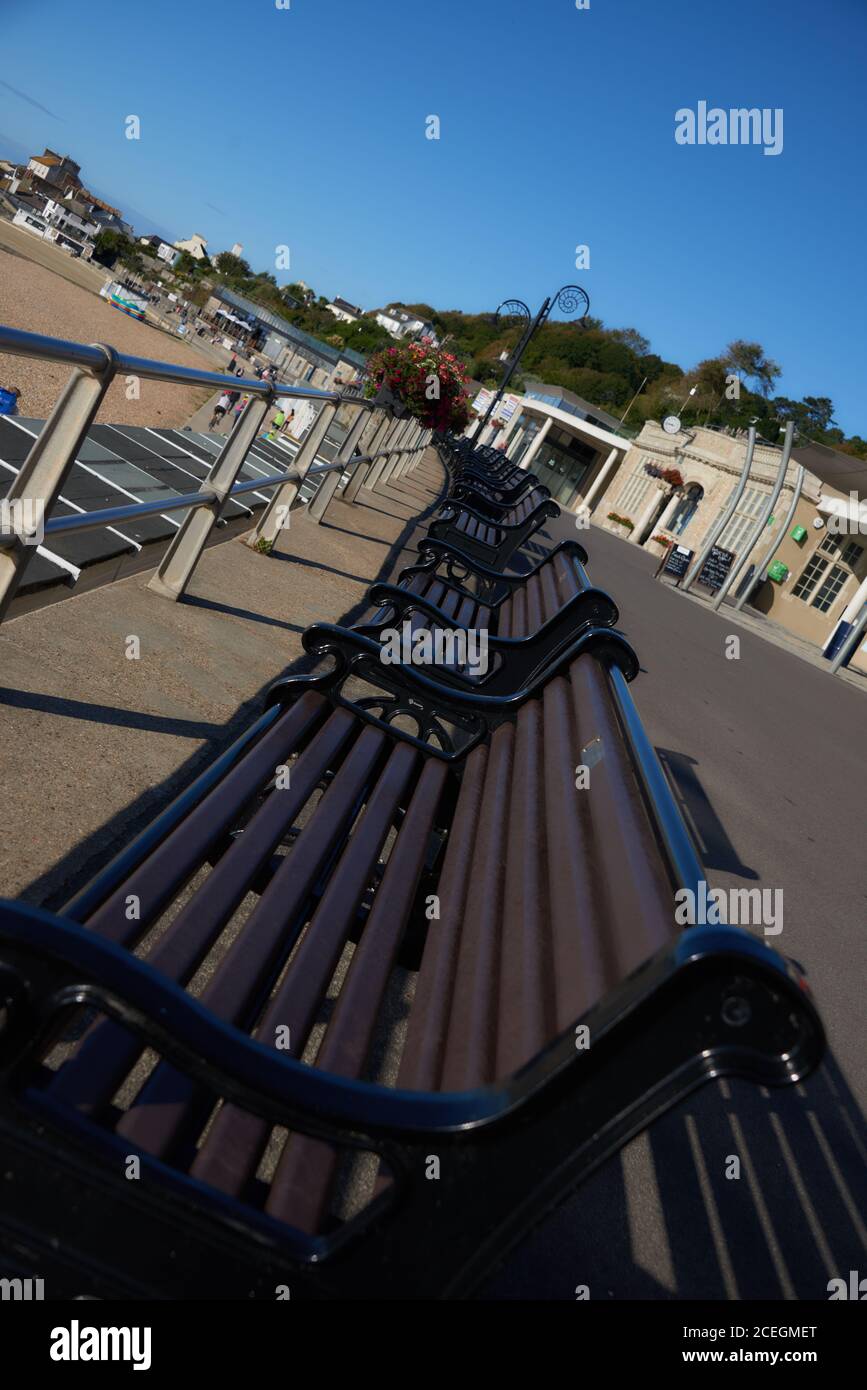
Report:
351,538,622,693
450,471,547,512
0,609,824,1299
428,488,560,569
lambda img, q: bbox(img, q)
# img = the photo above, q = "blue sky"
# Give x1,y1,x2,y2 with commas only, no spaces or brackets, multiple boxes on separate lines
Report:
1,0,865,433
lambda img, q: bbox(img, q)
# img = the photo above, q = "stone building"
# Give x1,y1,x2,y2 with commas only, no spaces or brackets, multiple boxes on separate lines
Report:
498,402,867,676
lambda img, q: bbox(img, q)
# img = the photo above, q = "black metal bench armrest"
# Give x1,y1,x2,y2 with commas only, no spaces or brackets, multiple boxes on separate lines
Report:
451,474,543,504
0,899,824,1298
353,584,621,695
431,497,560,540
412,536,589,588
289,621,640,722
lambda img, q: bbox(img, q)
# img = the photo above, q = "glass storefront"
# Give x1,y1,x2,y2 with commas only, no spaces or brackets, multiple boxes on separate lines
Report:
531,426,599,508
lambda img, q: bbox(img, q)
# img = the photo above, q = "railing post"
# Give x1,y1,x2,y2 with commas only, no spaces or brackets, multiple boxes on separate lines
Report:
380,420,420,487
0,347,118,624
370,417,415,491
306,406,370,524
246,400,338,549
398,424,428,477
390,424,415,481
342,411,394,504
148,392,272,599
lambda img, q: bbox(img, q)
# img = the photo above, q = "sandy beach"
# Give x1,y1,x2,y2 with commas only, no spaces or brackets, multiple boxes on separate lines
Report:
0,239,215,427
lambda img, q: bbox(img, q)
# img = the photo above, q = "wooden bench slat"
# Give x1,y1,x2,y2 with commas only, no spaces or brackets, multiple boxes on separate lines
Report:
81,691,328,946
397,745,489,1091
439,724,514,1090
264,755,451,1230
113,725,390,1158
496,701,551,1077
48,705,360,1114
569,661,675,975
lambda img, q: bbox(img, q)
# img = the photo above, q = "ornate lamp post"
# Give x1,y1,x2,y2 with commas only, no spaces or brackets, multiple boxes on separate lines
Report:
470,285,590,444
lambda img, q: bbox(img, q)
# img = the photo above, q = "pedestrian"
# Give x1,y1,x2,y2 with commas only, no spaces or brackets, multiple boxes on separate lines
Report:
228,354,237,373
233,394,250,422
280,408,295,435
0,386,21,416
208,391,232,430
271,407,286,433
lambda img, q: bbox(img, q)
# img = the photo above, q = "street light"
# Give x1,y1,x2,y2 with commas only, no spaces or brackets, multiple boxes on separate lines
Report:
471,284,590,443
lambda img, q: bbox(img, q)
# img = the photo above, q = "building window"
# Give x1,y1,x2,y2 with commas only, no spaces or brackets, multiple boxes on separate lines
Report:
793,554,829,601
841,540,865,567
811,564,849,614
616,468,653,516
719,485,767,555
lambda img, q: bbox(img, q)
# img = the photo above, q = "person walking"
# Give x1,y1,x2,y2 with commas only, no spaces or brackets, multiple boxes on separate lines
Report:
208,391,232,430
228,354,238,374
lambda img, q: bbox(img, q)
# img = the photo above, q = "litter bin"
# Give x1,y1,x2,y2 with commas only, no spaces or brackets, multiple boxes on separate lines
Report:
824,619,854,667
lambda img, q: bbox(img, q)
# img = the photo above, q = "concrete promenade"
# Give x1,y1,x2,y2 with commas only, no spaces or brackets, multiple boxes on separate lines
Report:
0,451,445,908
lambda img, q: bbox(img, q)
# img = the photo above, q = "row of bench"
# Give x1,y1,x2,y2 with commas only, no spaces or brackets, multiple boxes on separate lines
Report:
0,429,825,1298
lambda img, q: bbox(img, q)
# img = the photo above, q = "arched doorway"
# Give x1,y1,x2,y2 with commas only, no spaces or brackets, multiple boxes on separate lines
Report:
669,483,704,537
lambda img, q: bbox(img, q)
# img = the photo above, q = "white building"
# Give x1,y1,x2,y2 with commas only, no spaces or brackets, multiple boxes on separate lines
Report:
374,306,439,344
140,234,180,266
326,296,363,323
174,232,208,260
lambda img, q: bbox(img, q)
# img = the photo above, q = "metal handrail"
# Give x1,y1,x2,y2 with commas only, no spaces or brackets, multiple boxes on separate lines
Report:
0,320,431,620
0,323,375,408
0,445,411,546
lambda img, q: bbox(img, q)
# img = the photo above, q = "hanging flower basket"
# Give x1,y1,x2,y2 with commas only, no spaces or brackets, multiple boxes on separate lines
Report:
363,339,471,432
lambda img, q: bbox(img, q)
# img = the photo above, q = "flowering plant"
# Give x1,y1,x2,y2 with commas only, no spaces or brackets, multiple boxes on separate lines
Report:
363,338,471,432
644,462,684,488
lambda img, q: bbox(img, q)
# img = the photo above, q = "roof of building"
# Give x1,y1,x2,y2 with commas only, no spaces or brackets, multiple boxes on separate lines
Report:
791,438,867,500
330,297,362,315
522,379,624,433
78,188,121,216
213,286,366,368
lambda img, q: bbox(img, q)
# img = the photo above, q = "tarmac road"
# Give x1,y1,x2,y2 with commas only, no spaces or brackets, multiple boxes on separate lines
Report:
481,516,867,1301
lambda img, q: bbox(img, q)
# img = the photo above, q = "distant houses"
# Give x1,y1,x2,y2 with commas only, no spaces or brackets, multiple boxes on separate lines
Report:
139,234,180,267
374,305,439,344
174,232,209,261
0,147,132,258
326,296,363,323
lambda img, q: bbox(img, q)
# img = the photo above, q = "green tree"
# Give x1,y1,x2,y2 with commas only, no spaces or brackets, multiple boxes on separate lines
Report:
724,340,781,397
215,251,252,281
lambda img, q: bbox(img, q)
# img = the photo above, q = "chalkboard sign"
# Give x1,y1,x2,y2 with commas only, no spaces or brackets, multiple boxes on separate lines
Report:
661,543,694,582
696,545,735,592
